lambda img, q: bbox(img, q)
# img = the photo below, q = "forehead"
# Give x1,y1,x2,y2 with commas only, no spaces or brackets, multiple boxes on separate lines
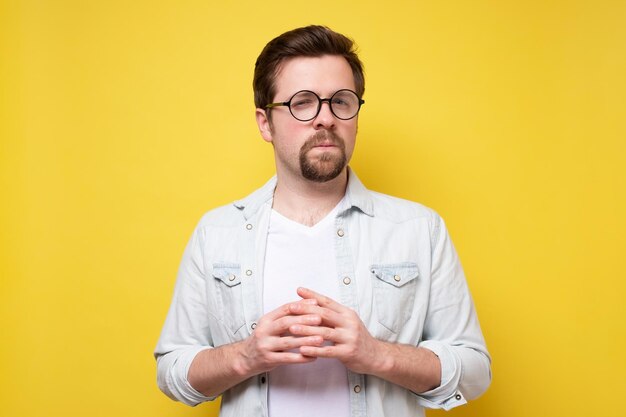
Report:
273,55,356,99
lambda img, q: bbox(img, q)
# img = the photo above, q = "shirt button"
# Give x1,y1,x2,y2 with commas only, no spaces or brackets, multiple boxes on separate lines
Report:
353,385,362,393
246,223,253,230
455,394,462,400
228,273,236,281
343,277,351,285
246,269,253,276
337,228,345,237
260,375,266,384
393,274,401,282
251,322,257,330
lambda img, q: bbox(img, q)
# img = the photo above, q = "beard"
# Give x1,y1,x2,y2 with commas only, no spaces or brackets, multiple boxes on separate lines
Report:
299,130,347,183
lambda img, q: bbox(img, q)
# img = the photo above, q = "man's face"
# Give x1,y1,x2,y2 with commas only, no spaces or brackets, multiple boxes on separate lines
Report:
256,55,358,183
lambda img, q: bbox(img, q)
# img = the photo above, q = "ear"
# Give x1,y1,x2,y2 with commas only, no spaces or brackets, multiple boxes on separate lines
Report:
255,108,273,143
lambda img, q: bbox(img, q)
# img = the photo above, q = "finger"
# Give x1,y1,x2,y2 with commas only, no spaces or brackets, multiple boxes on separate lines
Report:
266,351,318,365
268,313,322,335
289,324,339,342
297,287,346,314
298,345,339,358
288,302,344,328
269,334,325,352
262,298,319,322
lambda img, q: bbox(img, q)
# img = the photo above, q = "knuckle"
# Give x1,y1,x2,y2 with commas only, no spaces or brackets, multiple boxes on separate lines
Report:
279,338,292,350
345,345,357,358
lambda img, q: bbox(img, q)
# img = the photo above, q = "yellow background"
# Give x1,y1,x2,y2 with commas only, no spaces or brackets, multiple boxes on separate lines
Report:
1,1,625,416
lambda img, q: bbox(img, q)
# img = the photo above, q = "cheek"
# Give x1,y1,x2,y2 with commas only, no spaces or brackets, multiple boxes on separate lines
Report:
274,117,307,139
272,127,307,155
342,123,358,146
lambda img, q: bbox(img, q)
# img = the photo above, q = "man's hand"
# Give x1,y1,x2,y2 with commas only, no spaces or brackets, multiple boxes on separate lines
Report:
234,298,326,376
288,287,442,393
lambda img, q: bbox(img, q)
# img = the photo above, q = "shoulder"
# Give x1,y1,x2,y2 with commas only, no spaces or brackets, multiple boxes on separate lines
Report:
363,189,447,250
194,176,276,230
195,203,244,229
367,190,441,225
347,169,440,225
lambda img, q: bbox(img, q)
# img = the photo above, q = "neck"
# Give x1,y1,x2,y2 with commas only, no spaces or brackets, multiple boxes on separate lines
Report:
272,169,348,227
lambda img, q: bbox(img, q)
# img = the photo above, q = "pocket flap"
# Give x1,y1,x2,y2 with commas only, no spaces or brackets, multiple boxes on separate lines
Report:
212,263,241,287
370,262,419,288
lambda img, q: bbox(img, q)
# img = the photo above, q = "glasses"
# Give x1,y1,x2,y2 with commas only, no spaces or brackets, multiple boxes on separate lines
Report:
265,89,365,121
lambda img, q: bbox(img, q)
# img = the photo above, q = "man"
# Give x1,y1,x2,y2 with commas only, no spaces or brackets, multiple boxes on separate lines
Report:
155,25,491,417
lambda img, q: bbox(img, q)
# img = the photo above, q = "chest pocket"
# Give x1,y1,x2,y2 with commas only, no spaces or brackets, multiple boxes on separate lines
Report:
212,263,246,334
370,262,419,333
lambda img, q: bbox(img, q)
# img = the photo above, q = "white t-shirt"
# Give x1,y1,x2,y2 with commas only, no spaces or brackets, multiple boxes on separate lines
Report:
263,203,350,417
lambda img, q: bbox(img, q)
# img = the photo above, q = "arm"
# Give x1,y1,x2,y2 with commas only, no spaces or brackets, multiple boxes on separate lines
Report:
418,215,491,403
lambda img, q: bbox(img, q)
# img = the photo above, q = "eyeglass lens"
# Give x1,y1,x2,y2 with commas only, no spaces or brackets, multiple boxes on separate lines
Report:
290,90,361,121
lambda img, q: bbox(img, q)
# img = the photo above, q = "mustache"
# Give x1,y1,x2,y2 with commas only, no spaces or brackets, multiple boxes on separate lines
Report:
300,130,345,152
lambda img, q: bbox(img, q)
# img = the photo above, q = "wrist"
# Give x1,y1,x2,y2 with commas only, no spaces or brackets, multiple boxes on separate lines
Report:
231,340,254,378
371,340,395,376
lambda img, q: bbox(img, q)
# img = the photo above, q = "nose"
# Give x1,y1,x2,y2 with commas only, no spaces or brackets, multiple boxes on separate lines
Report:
313,99,336,130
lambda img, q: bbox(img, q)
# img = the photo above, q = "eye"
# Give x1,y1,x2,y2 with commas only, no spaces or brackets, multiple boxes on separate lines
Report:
290,91,318,109
292,98,315,108
331,91,358,108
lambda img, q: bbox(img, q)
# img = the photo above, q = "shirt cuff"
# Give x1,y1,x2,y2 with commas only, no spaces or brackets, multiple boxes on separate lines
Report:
413,341,467,411
164,346,216,406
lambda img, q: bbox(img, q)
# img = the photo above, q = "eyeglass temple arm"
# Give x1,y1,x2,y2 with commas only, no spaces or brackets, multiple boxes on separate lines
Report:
265,102,289,109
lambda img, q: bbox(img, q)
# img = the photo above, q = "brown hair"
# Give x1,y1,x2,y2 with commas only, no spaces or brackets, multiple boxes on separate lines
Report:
253,25,365,110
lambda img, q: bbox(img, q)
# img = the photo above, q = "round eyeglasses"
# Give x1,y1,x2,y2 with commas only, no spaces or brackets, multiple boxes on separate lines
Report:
265,89,365,121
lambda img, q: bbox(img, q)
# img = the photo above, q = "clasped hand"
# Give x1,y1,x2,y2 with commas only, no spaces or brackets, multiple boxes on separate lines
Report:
238,287,386,377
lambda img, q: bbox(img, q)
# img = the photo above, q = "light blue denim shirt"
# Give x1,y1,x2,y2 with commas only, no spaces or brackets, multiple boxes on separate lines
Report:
155,169,491,417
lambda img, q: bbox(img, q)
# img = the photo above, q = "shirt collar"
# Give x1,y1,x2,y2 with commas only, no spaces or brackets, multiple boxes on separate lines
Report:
233,167,374,220
344,167,374,217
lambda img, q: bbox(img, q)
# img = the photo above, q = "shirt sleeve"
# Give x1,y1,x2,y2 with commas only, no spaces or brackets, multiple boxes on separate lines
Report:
154,226,217,406
413,214,492,410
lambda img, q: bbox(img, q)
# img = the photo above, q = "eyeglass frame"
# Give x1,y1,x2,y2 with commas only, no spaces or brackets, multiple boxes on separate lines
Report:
265,89,365,121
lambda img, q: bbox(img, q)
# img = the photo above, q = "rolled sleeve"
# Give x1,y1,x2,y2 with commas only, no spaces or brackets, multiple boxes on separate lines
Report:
415,341,465,410
156,347,216,406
